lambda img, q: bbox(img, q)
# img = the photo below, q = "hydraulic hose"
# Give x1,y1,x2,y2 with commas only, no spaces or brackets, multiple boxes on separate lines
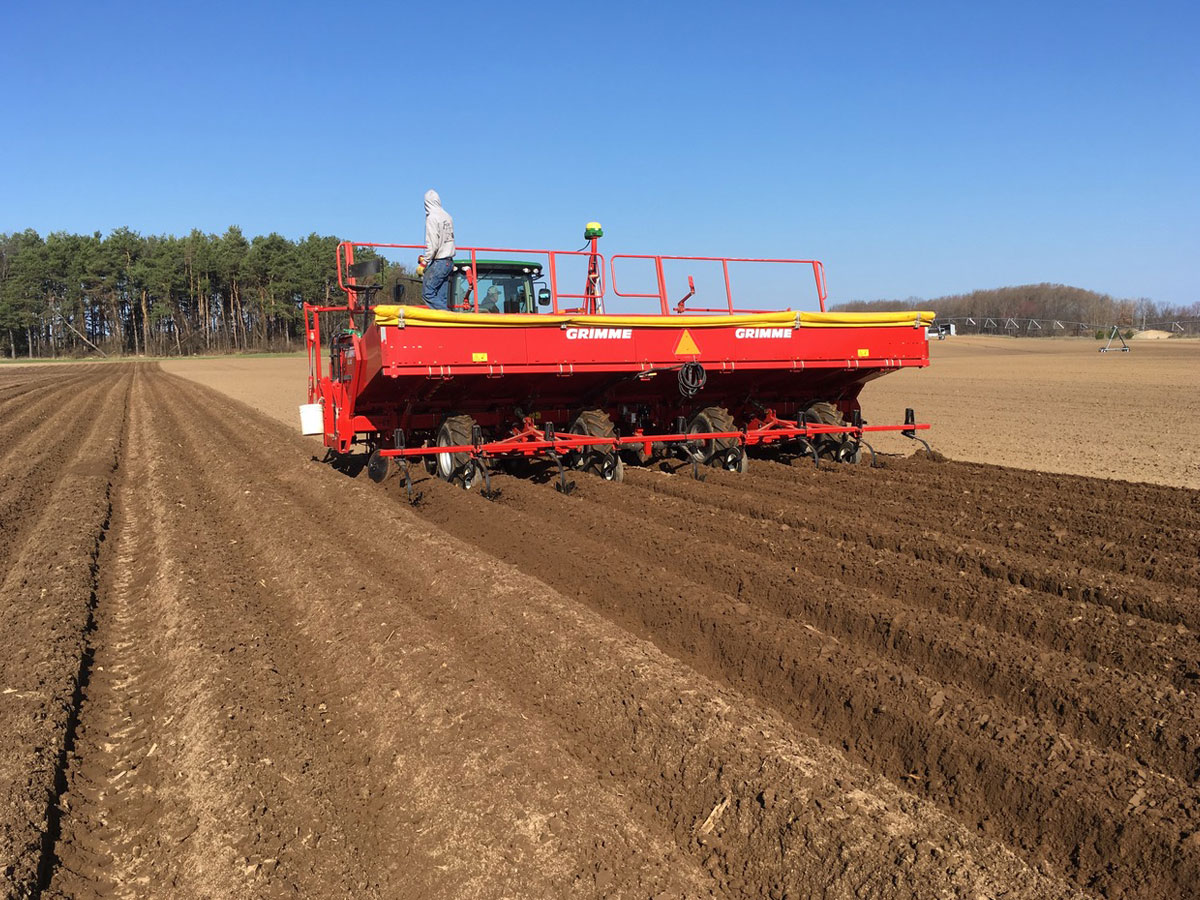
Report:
678,362,707,398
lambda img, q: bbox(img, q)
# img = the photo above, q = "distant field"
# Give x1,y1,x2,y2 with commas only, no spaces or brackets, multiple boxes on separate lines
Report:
859,335,1200,488
164,355,311,430
0,351,305,365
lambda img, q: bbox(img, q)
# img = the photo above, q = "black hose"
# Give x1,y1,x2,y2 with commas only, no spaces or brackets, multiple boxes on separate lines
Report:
678,362,707,398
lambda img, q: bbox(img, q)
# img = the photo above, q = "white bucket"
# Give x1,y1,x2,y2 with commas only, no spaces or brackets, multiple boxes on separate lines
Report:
299,403,324,435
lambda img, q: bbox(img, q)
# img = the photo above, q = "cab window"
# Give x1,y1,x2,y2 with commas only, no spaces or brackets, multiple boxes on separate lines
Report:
449,270,536,314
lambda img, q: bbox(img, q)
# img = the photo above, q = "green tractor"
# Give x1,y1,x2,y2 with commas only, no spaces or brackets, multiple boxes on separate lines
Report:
447,259,552,313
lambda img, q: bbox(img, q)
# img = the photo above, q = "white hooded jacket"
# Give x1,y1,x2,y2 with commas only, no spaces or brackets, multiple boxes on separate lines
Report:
423,190,455,263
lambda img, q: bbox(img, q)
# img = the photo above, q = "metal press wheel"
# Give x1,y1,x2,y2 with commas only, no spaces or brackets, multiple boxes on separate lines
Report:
568,409,624,482
436,414,479,490
802,401,860,462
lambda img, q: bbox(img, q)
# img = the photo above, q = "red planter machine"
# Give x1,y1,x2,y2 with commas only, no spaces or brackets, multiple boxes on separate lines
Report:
304,226,936,496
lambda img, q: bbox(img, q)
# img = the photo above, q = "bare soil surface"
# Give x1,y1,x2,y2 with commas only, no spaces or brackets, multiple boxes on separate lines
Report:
860,336,1200,489
2,358,1198,898
163,354,308,434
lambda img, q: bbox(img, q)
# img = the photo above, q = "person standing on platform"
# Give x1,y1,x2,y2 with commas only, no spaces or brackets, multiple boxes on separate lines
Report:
417,189,455,310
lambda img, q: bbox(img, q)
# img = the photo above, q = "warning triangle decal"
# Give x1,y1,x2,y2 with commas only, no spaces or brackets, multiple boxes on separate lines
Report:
673,329,700,356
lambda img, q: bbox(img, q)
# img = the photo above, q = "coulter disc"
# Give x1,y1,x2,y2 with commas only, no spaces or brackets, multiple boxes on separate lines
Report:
367,449,390,483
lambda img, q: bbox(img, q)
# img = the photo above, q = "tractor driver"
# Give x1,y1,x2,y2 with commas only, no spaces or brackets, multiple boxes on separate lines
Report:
480,284,502,314
417,189,455,310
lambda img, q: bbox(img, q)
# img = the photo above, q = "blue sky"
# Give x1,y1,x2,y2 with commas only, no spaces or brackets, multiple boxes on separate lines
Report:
1,0,1196,305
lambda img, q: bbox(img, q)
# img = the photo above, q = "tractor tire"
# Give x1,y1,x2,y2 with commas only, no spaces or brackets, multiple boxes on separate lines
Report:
436,415,479,490
569,409,624,482
803,401,858,462
687,406,746,471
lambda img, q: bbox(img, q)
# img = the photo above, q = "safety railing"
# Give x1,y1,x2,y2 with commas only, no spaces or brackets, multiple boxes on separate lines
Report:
609,255,828,314
336,241,604,314
336,242,827,316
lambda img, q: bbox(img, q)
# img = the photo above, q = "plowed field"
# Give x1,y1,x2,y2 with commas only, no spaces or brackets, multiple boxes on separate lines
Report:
2,359,1198,899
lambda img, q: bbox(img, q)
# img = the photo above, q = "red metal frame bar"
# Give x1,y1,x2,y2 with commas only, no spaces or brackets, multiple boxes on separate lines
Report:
304,304,323,398
378,421,929,460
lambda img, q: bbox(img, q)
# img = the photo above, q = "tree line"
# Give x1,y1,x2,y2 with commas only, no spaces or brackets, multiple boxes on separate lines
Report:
0,227,409,358
833,283,1200,333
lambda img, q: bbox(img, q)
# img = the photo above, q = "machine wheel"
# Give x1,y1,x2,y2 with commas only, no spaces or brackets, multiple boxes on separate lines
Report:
803,401,858,462
366,448,391,483
687,406,744,470
568,409,624,482
436,414,479,490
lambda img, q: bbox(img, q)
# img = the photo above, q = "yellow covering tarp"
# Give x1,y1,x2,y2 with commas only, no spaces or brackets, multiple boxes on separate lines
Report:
370,305,934,329
797,310,935,328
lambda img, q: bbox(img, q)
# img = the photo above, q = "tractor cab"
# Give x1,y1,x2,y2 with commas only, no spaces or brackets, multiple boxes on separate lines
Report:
448,259,551,314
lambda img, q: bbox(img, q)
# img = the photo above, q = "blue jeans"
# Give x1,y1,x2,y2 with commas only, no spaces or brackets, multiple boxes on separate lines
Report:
422,257,453,309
